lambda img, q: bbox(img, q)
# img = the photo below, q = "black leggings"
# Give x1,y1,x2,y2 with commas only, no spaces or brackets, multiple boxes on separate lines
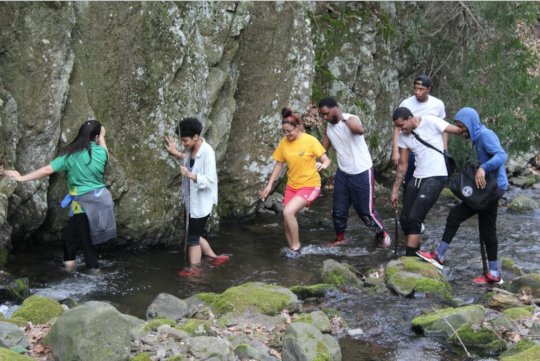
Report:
62,213,99,269
442,189,505,261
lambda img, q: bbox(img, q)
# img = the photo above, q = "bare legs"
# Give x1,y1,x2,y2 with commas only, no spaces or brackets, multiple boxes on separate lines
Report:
188,236,219,266
283,196,309,251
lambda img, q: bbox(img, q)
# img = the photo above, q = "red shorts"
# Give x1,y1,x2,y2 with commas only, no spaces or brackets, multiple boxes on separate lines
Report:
284,185,321,206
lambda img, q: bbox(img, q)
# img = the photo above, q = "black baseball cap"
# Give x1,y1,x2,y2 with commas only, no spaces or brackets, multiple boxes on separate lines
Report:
414,75,433,88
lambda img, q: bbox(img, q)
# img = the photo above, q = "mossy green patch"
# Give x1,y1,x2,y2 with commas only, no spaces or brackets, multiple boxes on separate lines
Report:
501,257,524,275
130,352,152,361
201,282,297,316
143,318,176,331
11,295,63,324
176,319,212,335
166,355,185,361
388,273,452,300
501,338,536,357
450,323,498,345
502,306,534,320
313,340,330,361
400,257,445,280
195,292,219,304
0,348,34,361
500,344,540,361
294,314,313,324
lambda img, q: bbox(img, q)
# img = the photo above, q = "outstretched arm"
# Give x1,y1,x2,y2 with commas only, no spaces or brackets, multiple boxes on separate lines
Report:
259,161,284,201
1,165,55,182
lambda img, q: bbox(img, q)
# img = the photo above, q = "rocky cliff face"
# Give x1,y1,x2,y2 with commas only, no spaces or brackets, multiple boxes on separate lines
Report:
0,1,537,247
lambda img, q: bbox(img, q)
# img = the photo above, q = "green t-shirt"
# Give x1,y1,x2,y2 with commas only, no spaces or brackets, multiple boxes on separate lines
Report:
50,142,108,197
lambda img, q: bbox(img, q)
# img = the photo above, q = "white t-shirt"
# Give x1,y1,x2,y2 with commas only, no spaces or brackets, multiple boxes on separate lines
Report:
399,95,446,118
398,115,449,178
326,113,373,174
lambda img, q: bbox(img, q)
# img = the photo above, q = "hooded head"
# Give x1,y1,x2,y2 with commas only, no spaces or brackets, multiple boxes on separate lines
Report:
454,107,484,143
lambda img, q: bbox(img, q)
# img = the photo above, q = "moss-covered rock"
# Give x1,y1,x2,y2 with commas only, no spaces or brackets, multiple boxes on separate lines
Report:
289,284,336,299
321,259,362,287
449,323,506,355
500,338,536,358
501,257,525,276
504,273,540,298
294,311,331,333
176,319,213,336
412,305,485,337
0,348,34,361
143,318,176,332
500,344,540,361
197,282,299,316
502,306,535,320
10,295,63,324
385,258,452,300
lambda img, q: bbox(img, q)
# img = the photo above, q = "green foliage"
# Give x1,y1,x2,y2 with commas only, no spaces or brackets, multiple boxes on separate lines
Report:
0,348,34,361
143,318,176,332
130,353,152,361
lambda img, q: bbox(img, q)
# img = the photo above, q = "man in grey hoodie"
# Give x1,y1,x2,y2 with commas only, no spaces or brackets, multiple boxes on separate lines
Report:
417,107,508,284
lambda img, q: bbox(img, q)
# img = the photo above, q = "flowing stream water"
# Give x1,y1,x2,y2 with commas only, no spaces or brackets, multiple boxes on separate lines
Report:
4,186,540,360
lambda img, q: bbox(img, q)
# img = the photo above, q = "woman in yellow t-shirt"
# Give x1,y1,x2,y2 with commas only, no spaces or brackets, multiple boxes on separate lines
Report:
260,108,331,254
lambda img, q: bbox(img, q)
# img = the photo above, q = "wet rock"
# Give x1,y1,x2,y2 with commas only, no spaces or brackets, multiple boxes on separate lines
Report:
187,336,231,360
143,318,176,332
156,324,189,341
481,291,527,309
0,321,28,349
289,283,337,299
385,257,452,301
231,336,279,361
10,295,63,324
321,259,363,287
196,282,300,316
411,305,485,337
504,273,540,298
293,311,331,333
44,301,130,361
510,175,538,188
507,195,539,213
218,308,282,330
282,322,341,361
502,306,535,320
146,293,190,321
501,257,525,276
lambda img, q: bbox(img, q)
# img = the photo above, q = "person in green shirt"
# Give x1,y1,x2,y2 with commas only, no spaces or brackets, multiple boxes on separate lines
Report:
1,120,111,272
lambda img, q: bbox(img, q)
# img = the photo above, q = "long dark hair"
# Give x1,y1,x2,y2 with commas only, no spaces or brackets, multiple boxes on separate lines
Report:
58,120,102,163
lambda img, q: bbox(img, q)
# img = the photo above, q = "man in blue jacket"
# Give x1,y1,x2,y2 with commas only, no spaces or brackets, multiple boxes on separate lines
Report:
417,107,508,284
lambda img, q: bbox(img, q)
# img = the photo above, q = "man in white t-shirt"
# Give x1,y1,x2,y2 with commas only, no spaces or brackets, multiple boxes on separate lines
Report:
393,75,447,234
319,97,391,248
389,107,462,257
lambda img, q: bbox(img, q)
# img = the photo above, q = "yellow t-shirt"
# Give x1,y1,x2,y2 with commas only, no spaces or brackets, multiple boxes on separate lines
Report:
273,133,326,189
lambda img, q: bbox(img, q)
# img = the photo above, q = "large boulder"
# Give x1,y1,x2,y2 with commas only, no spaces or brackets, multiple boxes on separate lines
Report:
44,301,131,361
282,322,341,361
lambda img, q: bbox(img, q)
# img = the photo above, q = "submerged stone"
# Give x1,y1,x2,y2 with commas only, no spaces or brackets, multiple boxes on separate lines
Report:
289,283,337,299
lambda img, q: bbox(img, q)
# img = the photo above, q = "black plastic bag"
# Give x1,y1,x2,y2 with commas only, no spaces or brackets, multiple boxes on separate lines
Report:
449,162,498,210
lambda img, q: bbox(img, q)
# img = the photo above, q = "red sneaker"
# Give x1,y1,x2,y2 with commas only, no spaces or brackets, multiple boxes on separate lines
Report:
416,250,444,270
211,255,230,266
473,271,503,285
178,268,201,277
